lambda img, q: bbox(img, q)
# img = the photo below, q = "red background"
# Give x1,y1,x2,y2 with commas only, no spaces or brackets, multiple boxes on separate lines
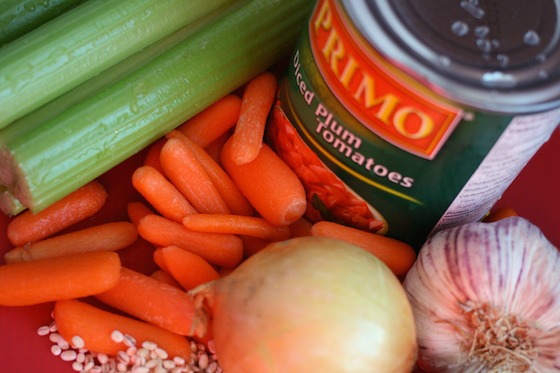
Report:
0,128,558,372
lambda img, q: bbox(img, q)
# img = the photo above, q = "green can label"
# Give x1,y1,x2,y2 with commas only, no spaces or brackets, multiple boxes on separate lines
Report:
267,0,560,248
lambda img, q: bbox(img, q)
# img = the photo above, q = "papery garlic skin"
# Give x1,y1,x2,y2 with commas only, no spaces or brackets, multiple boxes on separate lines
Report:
403,217,560,373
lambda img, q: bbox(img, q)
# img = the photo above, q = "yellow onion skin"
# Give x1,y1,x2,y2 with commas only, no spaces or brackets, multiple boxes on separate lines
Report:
198,236,417,373
403,217,560,372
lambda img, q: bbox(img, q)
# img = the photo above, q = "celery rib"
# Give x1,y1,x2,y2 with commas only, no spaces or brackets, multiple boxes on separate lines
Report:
0,0,240,129
0,0,312,213
0,2,239,146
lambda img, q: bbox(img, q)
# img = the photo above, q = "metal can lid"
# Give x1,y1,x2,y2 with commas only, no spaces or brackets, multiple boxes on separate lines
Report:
340,0,560,113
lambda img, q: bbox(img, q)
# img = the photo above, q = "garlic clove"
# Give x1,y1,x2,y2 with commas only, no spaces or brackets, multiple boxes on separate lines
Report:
404,217,560,372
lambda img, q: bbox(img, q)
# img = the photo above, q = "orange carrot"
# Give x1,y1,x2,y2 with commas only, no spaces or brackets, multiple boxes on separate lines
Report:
0,251,121,306
167,130,254,216
152,247,169,273
177,94,242,148
240,235,271,258
160,137,229,214
157,246,220,290
95,267,203,337
137,214,243,268
228,72,278,165
151,269,182,289
483,206,518,222
6,181,108,246
3,221,137,263
126,201,154,226
132,165,197,222
182,214,290,241
54,299,193,359
143,138,166,174
311,221,416,277
221,138,306,226
289,217,313,238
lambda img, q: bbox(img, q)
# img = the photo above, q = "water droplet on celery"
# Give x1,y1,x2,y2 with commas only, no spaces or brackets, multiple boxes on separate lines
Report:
130,102,140,114
24,3,36,11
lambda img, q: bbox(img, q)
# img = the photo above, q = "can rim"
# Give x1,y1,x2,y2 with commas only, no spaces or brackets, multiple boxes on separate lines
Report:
340,0,560,114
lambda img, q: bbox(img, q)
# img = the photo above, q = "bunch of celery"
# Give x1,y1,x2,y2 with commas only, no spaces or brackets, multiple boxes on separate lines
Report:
0,0,313,215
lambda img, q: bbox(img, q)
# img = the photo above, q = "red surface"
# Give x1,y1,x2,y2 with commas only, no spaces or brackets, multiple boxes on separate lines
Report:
0,129,559,372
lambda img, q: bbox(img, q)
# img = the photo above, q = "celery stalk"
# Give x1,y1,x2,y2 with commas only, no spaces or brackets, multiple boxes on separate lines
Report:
0,3,239,146
0,0,312,212
0,0,87,47
0,3,236,217
0,0,239,129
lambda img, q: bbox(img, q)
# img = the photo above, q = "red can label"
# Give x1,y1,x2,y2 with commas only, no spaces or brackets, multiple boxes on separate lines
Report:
311,0,462,159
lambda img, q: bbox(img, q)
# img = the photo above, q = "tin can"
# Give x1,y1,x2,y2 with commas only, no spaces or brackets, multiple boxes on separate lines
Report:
267,0,560,248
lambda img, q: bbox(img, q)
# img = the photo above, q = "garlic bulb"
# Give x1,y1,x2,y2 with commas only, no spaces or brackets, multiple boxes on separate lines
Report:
403,217,560,372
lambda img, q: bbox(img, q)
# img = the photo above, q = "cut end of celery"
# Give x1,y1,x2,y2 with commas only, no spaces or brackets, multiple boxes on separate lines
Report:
0,147,32,214
0,188,26,217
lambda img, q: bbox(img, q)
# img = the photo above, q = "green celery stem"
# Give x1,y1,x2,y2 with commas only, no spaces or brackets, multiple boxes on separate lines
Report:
0,6,233,146
0,0,239,129
0,0,313,212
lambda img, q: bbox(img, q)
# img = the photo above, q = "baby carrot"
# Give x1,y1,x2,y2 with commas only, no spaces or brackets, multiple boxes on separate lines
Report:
3,221,137,263
160,137,229,214
228,71,278,165
132,165,197,222
167,130,254,216
483,206,518,222
311,221,416,277
6,180,108,246
137,214,243,268
95,267,202,337
0,251,121,306
221,138,307,226
126,201,154,226
157,246,220,290
151,269,182,289
177,94,242,148
152,247,169,272
182,214,290,241
143,138,166,174
54,299,193,360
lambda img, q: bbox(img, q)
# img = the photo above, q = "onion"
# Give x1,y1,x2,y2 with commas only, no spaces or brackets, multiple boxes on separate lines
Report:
192,236,417,373
403,217,560,372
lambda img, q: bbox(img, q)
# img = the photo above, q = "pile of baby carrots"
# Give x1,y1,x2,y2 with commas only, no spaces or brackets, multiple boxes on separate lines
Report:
0,71,418,362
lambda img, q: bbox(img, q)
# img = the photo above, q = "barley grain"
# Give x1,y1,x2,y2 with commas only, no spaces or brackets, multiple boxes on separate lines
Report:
111,330,124,343
51,345,62,356
60,349,78,361
71,335,85,349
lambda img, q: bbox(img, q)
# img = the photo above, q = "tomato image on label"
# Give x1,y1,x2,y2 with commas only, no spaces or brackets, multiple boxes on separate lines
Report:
269,103,387,233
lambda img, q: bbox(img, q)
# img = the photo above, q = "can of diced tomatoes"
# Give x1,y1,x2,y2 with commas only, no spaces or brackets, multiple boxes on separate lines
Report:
267,0,560,249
